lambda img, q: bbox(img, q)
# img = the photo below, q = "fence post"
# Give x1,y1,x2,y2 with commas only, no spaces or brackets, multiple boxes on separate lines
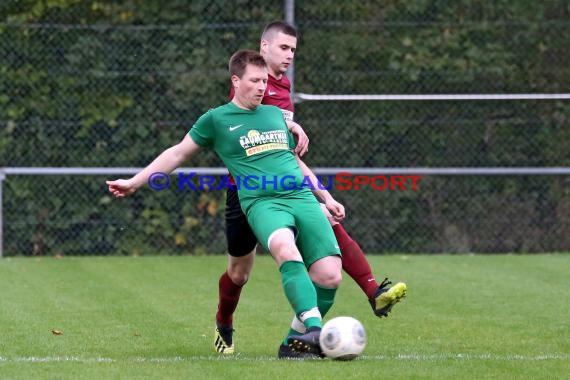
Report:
284,0,296,96
0,170,4,258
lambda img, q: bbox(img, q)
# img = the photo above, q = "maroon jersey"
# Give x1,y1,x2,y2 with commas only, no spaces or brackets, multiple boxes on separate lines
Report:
263,74,294,121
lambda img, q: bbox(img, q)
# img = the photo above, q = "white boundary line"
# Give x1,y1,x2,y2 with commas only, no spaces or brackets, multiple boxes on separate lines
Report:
0,353,567,363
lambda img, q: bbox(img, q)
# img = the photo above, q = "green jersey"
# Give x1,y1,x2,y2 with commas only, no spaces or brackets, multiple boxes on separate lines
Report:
189,102,313,213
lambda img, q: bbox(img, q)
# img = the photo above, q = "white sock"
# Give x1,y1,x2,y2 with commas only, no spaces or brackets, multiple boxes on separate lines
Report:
291,315,307,333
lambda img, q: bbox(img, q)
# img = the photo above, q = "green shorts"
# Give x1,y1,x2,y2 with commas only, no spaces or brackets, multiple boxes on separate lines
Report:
246,195,340,267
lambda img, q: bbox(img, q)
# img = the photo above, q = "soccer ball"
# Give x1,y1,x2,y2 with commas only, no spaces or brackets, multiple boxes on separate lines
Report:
319,316,366,360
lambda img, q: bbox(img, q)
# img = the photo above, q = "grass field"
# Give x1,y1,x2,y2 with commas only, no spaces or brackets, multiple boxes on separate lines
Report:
0,254,568,379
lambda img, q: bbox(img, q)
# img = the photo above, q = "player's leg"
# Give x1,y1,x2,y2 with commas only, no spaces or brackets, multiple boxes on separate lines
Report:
214,189,258,354
248,200,324,358
285,200,342,356
320,203,407,318
267,227,322,330
214,252,254,354
269,228,324,357
308,255,342,317
278,254,342,359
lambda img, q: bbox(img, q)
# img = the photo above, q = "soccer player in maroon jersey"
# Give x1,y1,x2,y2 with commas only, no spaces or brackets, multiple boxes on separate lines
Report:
214,21,407,358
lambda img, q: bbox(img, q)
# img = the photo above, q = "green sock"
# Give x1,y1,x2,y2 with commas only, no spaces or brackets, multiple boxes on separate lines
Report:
279,261,318,315
314,282,337,318
279,261,319,344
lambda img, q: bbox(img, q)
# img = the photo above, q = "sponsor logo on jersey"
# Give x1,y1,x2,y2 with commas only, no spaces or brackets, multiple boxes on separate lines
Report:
239,129,289,156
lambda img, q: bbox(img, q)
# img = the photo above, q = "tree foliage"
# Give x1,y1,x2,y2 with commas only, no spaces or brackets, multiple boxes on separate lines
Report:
1,1,569,254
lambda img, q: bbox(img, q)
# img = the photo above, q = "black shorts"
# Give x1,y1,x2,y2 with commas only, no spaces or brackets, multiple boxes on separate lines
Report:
225,189,258,257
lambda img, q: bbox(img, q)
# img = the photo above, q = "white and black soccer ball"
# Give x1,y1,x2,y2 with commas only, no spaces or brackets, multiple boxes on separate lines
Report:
319,316,366,360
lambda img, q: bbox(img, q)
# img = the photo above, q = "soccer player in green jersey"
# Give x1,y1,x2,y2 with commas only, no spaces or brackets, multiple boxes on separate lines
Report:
216,21,407,359
106,49,344,357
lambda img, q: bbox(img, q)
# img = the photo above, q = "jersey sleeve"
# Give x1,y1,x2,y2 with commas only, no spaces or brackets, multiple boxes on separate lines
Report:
282,112,297,150
188,110,215,148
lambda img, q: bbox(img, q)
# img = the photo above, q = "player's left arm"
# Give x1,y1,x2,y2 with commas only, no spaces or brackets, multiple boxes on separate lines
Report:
295,155,345,222
287,120,309,157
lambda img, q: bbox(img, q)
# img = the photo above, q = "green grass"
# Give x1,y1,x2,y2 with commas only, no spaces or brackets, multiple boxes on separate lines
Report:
0,254,568,379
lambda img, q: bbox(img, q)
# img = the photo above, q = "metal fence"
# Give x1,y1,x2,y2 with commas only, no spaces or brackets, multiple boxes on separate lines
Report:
1,1,569,256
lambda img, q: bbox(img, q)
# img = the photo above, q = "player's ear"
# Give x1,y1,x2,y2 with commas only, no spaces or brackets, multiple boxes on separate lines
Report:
231,74,240,89
260,39,269,53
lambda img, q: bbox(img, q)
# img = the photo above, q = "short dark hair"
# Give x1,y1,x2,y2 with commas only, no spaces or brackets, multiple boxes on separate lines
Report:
261,21,297,41
228,49,267,78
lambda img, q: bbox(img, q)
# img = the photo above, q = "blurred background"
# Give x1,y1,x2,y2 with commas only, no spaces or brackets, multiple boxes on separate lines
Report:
1,0,569,256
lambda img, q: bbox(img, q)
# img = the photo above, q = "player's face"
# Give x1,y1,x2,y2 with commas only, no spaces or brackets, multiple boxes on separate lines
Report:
261,32,297,77
232,64,268,110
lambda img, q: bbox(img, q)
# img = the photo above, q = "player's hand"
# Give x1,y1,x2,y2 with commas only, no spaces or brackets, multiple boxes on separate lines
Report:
325,199,345,222
106,179,137,198
287,121,309,157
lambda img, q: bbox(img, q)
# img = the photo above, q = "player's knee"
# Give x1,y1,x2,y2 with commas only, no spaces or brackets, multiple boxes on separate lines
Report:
310,258,342,288
325,269,342,288
313,270,342,289
227,254,254,286
227,265,250,286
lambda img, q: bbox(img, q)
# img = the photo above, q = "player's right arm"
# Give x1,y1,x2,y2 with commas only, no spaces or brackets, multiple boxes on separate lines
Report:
106,134,201,197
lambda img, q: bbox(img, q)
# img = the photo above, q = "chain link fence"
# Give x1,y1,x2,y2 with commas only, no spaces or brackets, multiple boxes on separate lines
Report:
1,1,569,255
